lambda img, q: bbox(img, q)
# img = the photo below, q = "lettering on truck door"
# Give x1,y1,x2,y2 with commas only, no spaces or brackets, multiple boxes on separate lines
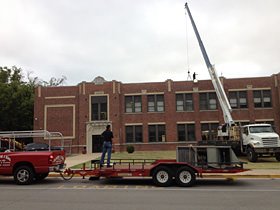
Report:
0,154,12,167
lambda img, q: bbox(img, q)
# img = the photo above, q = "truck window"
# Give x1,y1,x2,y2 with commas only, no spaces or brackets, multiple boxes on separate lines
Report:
249,126,274,133
243,127,248,135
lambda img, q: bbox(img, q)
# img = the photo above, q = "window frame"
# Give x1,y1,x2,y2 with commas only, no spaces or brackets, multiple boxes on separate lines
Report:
177,123,196,142
253,90,272,108
125,125,143,143
91,96,108,121
148,124,166,142
199,92,217,110
147,94,165,112
125,95,142,113
229,91,248,109
176,93,193,111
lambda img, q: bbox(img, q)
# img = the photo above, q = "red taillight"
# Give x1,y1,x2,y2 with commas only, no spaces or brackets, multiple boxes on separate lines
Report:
49,155,54,164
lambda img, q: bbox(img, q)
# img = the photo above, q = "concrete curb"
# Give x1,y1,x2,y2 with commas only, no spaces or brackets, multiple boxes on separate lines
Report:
49,173,280,179
201,174,280,179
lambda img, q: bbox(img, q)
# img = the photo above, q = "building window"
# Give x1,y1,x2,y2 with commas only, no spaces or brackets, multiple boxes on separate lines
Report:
201,123,219,141
125,95,142,113
199,92,217,110
91,96,107,121
176,93,193,111
148,124,166,142
229,91,248,109
148,94,164,112
253,90,272,108
177,124,195,141
125,125,143,143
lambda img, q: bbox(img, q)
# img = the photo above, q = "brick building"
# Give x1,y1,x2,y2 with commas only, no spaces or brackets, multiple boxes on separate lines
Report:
34,74,280,154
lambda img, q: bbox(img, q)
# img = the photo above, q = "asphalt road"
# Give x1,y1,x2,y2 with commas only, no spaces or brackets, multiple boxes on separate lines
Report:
1,177,280,210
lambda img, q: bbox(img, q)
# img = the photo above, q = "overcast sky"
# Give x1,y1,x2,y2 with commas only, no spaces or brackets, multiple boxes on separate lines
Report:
0,0,279,85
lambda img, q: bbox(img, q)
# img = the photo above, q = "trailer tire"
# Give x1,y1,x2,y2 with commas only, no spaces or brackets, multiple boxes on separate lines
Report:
175,166,196,187
247,147,258,162
152,166,173,187
275,153,280,161
13,165,34,185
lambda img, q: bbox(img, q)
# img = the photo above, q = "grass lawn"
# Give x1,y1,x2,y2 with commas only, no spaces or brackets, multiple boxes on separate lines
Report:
240,157,280,169
72,151,280,170
111,150,176,160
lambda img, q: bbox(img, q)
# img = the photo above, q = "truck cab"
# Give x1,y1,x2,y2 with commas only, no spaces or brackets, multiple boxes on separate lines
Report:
241,124,280,162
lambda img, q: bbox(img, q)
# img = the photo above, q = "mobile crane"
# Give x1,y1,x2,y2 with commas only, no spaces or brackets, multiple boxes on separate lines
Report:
185,3,280,162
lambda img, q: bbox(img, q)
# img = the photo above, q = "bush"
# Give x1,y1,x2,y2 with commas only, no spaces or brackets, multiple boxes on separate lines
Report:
126,145,135,154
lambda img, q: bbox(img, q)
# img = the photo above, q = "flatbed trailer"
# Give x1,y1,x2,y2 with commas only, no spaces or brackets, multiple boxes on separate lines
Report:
62,146,249,187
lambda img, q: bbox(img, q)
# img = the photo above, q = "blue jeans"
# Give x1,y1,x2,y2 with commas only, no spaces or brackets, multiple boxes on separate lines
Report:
100,141,112,166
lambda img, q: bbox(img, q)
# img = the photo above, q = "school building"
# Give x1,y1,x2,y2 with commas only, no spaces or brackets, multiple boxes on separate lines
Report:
33,74,280,154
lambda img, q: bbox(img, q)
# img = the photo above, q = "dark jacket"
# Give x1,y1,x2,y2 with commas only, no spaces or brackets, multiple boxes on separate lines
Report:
102,130,113,143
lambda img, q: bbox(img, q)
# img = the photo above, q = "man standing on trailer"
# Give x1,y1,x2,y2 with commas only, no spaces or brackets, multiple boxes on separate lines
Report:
100,125,114,167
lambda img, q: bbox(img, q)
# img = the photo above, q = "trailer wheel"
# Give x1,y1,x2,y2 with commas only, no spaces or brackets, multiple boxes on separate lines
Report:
247,147,258,162
14,165,34,185
275,153,280,161
152,166,172,187
175,166,196,187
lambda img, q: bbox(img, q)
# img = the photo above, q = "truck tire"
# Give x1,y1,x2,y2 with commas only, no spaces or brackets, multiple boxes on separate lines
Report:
35,173,49,181
275,153,280,161
247,147,258,162
14,165,34,185
152,166,173,187
175,166,196,187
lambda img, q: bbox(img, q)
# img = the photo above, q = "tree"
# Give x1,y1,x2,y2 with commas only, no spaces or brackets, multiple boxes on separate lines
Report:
27,71,67,87
0,66,67,131
0,66,22,84
49,75,67,86
0,66,33,131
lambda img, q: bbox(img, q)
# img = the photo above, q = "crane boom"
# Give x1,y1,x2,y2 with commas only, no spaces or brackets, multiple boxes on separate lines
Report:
185,2,234,127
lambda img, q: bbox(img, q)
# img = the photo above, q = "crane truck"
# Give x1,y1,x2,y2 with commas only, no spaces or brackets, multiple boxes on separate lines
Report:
185,2,280,162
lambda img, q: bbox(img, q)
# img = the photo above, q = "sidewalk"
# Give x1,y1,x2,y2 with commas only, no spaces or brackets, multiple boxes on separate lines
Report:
65,153,101,168
59,153,280,178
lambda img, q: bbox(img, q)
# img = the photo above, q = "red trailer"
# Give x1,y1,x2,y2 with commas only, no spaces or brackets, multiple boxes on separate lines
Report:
62,146,249,187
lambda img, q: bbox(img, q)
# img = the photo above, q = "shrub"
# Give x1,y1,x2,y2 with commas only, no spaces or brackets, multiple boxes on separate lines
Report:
126,145,135,154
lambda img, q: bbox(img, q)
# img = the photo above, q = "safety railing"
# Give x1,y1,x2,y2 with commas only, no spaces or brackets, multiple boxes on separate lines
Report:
0,130,64,152
90,159,157,170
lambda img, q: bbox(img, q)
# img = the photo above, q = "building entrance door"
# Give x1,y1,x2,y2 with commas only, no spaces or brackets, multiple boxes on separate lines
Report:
92,135,103,153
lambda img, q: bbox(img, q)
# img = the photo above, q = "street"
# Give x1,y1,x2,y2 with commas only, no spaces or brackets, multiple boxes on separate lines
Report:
1,177,280,210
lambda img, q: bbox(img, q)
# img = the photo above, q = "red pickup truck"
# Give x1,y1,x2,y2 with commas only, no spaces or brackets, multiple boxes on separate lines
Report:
0,150,66,185
0,130,66,185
